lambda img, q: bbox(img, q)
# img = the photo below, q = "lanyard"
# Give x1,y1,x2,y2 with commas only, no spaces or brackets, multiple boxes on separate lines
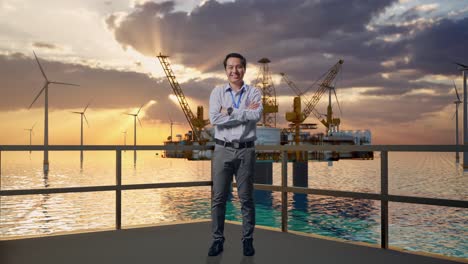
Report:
229,88,244,109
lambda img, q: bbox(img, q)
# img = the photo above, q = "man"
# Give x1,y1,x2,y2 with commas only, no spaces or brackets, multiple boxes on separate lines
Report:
208,53,263,257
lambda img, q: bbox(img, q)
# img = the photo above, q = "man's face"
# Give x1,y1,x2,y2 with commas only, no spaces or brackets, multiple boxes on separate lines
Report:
225,57,245,85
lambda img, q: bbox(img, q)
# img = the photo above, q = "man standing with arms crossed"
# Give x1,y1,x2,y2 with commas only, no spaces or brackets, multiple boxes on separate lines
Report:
208,53,263,257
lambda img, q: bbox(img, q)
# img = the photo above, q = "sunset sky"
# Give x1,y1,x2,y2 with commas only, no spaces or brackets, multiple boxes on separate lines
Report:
0,0,467,145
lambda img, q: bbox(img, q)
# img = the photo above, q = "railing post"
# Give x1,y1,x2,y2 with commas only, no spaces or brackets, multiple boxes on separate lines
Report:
281,150,288,232
0,149,1,222
116,149,122,230
210,155,213,211
381,150,389,249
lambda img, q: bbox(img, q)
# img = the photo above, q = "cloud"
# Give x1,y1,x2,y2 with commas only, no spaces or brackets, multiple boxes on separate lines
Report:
105,0,466,95
404,17,468,74
0,52,227,125
2,0,466,144
0,52,160,110
106,0,397,71
32,42,60,50
104,0,465,93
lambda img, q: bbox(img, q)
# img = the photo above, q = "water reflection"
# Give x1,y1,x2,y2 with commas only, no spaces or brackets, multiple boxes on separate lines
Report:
289,193,378,242
292,193,308,211
39,172,51,234
0,151,466,258
254,190,272,208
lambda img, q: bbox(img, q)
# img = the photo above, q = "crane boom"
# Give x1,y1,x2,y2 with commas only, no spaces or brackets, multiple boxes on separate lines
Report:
280,73,303,96
157,53,202,141
280,73,323,121
301,60,343,121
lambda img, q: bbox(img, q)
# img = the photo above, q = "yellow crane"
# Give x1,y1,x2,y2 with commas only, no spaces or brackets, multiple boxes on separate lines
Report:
282,59,344,160
157,53,209,143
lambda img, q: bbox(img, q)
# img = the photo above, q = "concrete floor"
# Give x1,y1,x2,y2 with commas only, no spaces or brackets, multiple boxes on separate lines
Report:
0,221,463,264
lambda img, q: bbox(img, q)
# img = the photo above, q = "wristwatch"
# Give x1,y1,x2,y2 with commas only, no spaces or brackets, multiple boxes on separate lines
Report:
227,107,233,116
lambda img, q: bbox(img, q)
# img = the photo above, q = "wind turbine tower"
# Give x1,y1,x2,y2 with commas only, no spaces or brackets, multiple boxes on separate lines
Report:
72,102,90,165
455,62,468,170
168,114,175,142
126,104,143,166
29,51,79,173
24,123,36,154
452,81,462,163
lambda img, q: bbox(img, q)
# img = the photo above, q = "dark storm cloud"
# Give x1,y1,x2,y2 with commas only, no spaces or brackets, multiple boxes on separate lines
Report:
110,0,465,101
105,0,464,103
106,0,397,72
404,17,468,75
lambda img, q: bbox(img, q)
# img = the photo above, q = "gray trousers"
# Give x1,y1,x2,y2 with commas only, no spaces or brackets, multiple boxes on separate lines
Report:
211,144,256,242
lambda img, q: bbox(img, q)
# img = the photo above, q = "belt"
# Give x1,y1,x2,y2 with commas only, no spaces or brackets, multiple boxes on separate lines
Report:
215,139,255,149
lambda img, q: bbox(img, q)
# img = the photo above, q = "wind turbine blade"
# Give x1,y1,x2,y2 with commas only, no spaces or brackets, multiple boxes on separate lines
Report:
28,84,47,109
71,111,82,114
124,113,134,116
84,114,90,127
50,81,79,86
32,122,36,130
455,62,468,69
33,51,48,81
84,101,91,113
138,117,143,128
453,80,461,101
451,110,456,120
332,88,343,116
137,104,144,115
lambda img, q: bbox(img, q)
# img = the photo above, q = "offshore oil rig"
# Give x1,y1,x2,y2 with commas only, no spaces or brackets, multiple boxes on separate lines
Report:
156,53,373,162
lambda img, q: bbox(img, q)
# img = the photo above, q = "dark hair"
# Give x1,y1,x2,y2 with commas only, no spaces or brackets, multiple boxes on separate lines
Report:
223,53,247,69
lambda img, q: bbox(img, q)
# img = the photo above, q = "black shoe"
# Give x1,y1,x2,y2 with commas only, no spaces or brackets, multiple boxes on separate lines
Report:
243,239,255,256
208,240,224,256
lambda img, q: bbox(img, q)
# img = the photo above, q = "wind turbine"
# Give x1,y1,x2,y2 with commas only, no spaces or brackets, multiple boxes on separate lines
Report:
166,113,183,142
167,113,176,142
452,81,462,163
24,123,36,154
455,62,468,170
122,130,127,152
71,102,91,166
29,51,79,173
125,104,143,165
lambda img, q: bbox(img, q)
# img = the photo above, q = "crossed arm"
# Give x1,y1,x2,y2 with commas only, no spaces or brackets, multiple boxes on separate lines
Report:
209,87,263,127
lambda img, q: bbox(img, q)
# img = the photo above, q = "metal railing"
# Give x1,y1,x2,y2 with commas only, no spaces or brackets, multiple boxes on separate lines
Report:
0,144,467,251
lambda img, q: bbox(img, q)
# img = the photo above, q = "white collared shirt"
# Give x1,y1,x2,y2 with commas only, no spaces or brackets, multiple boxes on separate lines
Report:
209,83,263,142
